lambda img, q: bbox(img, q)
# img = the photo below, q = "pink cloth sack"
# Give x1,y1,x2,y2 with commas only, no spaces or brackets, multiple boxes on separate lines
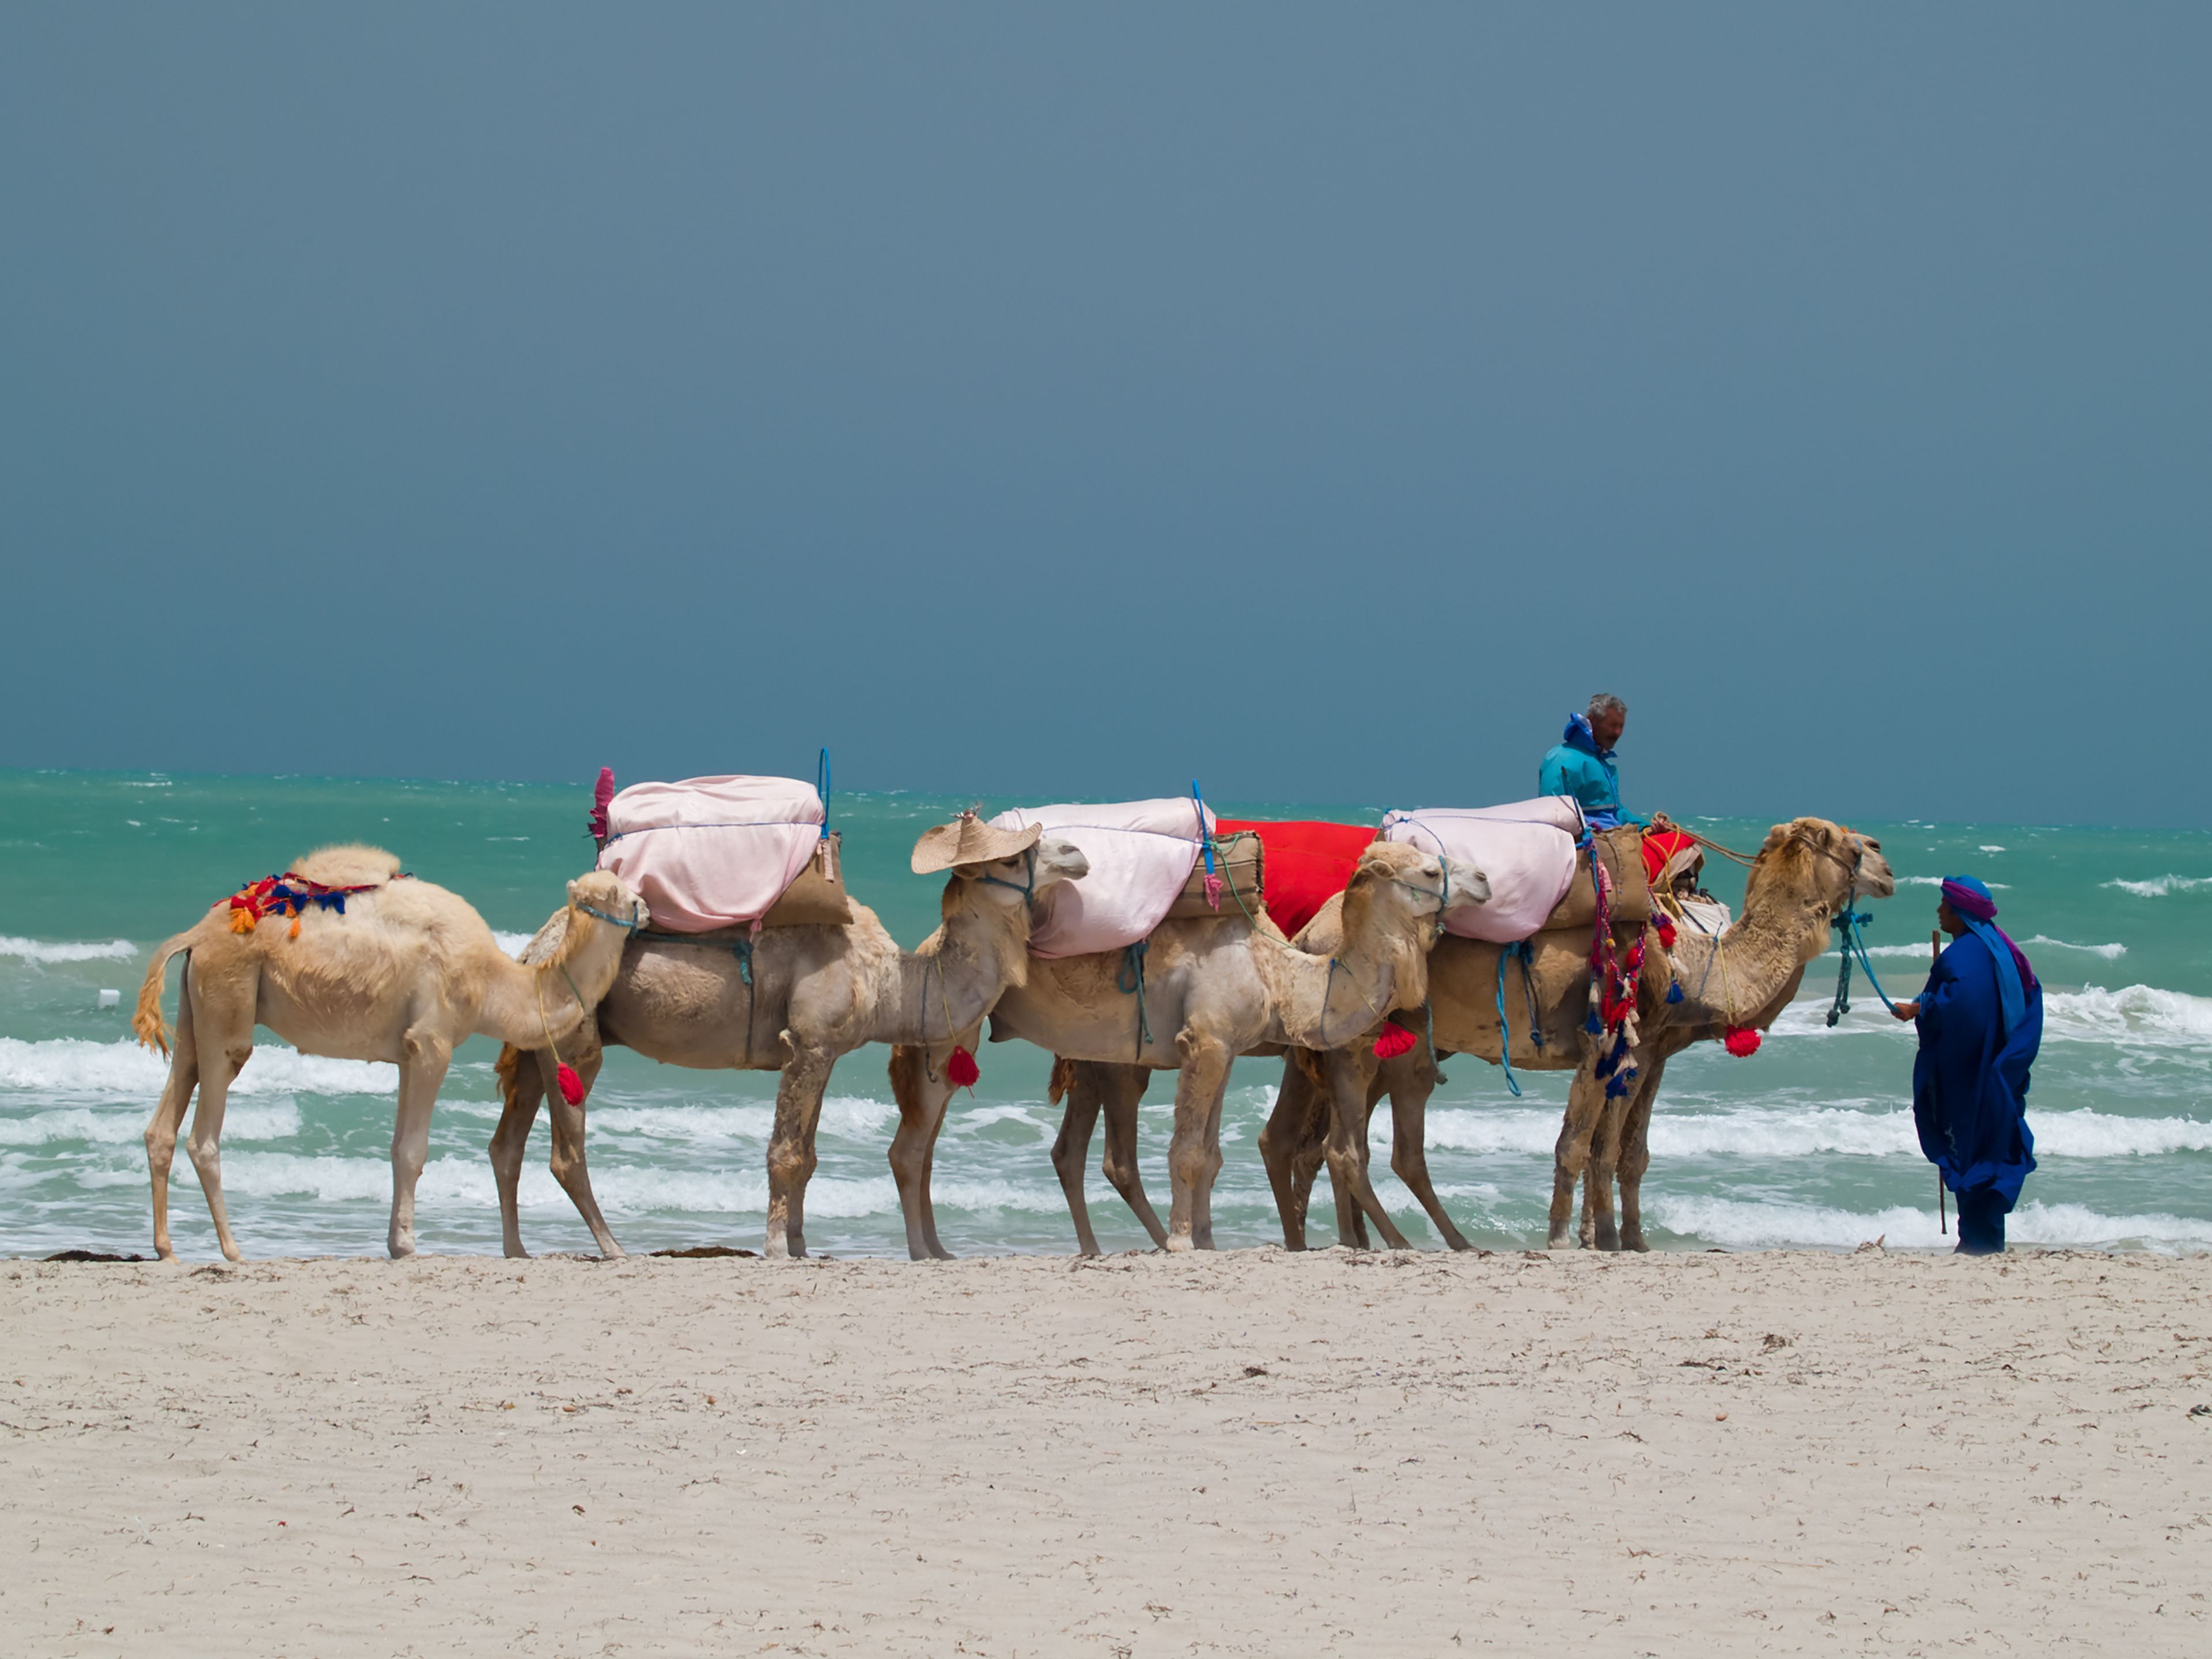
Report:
989,798,1214,959
1379,796,1585,942
595,775,824,932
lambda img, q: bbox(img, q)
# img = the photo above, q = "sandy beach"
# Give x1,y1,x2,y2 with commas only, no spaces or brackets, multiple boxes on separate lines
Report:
3,1247,2207,1656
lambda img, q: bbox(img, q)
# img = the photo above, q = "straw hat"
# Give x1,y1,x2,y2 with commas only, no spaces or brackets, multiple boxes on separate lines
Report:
910,811,1043,875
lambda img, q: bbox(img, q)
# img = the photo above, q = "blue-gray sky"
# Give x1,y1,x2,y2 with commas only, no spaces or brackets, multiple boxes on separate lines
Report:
4,5,2206,825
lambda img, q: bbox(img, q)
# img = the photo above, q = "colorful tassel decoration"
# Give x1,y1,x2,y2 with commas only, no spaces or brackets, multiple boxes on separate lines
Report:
229,906,256,934
556,1063,585,1105
1372,1021,1419,1059
288,914,301,939
945,1046,981,1088
1723,1026,1762,1058
1654,914,1677,949
1204,872,1225,911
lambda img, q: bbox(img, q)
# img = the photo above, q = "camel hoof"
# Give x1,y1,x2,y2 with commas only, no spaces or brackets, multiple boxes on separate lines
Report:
1593,1226,1621,1253
1622,1231,1651,1253
1162,1234,1197,1254
1547,1230,1576,1251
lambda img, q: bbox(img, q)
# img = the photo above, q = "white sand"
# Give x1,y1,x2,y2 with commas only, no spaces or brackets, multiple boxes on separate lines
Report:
4,1248,2209,1655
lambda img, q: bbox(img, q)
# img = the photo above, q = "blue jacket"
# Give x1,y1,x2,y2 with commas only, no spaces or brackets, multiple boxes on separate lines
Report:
1538,714,1645,829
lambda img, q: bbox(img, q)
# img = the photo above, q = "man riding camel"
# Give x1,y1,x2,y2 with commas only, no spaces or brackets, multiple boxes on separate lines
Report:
1540,693,1674,835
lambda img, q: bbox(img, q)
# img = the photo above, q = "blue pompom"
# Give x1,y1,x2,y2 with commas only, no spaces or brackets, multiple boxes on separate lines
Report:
1666,981,1684,1004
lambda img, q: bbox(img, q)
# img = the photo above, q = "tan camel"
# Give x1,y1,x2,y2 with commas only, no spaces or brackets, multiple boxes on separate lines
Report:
1260,818,1895,1252
130,847,644,1263
488,820,1090,1260
887,840,1490,1253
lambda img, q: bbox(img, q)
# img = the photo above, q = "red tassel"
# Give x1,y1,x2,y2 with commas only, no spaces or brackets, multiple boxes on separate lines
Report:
556,1063,585,1105
1204,872,1224,911
1373,1021,1419,1059
1723,1027,1762,1058
1654,914,1677,949
945,1046,981,1088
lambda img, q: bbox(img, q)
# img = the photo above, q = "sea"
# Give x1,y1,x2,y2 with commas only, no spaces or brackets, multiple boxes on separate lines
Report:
4,769,2210,1262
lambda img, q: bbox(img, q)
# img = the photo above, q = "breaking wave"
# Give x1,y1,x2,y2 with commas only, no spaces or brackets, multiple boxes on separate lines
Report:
2042,985,2212,1047
1419,1104,2212,1160
1648,1194,2212,1253
0,937,137,964
0,1037,399,1100
2105,875,2212,897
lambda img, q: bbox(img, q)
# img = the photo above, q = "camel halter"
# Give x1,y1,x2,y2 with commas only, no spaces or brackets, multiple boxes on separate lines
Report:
577,897,646,933
977,846,1039,906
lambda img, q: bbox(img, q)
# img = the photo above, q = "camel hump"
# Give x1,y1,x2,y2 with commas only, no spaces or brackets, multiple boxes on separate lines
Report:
290,844,403,887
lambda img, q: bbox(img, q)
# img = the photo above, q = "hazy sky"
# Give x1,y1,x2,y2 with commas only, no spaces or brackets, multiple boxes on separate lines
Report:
4,5,2206,825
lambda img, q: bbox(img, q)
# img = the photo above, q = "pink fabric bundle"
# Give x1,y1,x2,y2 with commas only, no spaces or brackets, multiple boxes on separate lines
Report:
594,775,824,933
1378,796,1585,942
989,798,1214,958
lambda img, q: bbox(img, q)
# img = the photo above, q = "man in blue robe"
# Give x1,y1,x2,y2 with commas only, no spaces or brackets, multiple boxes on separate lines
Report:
1890,875,2041,1254
1537,694,1672,832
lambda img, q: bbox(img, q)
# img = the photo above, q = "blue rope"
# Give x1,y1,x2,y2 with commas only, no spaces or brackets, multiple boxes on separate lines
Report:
1827,904,1900,1022
1495,945,1525,1099
1118,940,1152,1057
816,747,832,838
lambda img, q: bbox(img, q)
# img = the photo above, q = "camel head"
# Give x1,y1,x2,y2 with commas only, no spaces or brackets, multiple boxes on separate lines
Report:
1743,818,1896,947
1344,841,1491,934
563,869,648,935
946,835,1090,914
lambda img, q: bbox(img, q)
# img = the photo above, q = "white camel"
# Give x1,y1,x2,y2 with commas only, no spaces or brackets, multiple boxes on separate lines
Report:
132,846,644,1262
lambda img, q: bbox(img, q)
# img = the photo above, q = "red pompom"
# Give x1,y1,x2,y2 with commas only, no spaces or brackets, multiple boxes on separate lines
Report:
1373,1021,1419,1059
1722,1027,1762,1058
556,1063,585,1105
945,1046,981,1088
1654,914,1677,949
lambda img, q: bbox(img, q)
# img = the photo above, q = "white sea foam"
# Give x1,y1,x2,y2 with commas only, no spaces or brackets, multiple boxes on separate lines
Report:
2042,984,2212,1047
1649,1194,2212,1253
2104,875,2212,897
1418,1104,2212,1160
1979,845,2006,853
493,931,535,957
0,937,138,964
0,1100,302,1147
1825,935,2123,960
0,1037,397,1100
1899,876,2009,889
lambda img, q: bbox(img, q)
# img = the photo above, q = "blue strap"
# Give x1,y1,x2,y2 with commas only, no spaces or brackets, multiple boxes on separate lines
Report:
1191,780,1215,879
816,748,832,838
1495,943,1527,1099
1118,940,1151,1057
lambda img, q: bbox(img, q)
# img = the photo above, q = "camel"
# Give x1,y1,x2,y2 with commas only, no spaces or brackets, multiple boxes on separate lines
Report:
130,846,645,1263
887,840,1490,1253
488,817,1090,1261
1259,817,1895,1252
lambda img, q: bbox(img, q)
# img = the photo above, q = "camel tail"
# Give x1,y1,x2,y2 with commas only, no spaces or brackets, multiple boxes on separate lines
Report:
1047,1055,1077,1107
132,933,195,1055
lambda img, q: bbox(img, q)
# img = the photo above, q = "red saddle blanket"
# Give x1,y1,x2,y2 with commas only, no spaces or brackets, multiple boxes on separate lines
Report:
1215,818,1380,940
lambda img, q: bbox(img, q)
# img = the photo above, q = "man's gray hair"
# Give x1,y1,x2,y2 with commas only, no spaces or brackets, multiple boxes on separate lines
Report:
1587,692,1627,719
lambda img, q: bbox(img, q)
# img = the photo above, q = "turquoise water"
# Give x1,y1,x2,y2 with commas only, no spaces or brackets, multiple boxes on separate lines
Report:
5,768,2210,1260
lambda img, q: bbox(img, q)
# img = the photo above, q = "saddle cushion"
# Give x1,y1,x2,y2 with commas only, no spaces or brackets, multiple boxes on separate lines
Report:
989,798,1213,959
596,775,828,932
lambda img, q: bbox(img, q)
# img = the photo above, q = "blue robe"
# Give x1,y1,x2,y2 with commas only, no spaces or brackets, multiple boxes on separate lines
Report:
1912,932,2040,1207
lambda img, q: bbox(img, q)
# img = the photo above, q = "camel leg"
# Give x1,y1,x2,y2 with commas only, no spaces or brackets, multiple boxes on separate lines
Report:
1323,1048,1411,1249
766,1045,837,1259
388,1029,453,1259
541,1044,622,1258
182,981,256,1264
1585,1094,1624,1252
1097,1065,1167,1248
143,969,199,1263
886,1042,958,1262
1547,1064,1610,1250
1163,1040,1233,1252
1380,1049,1474,1251
1616,1051,1667,1253
1050,1061,1107,1256
1258,1056,1324,1251
1192,1069,1230,1251
488,1046,543,1259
